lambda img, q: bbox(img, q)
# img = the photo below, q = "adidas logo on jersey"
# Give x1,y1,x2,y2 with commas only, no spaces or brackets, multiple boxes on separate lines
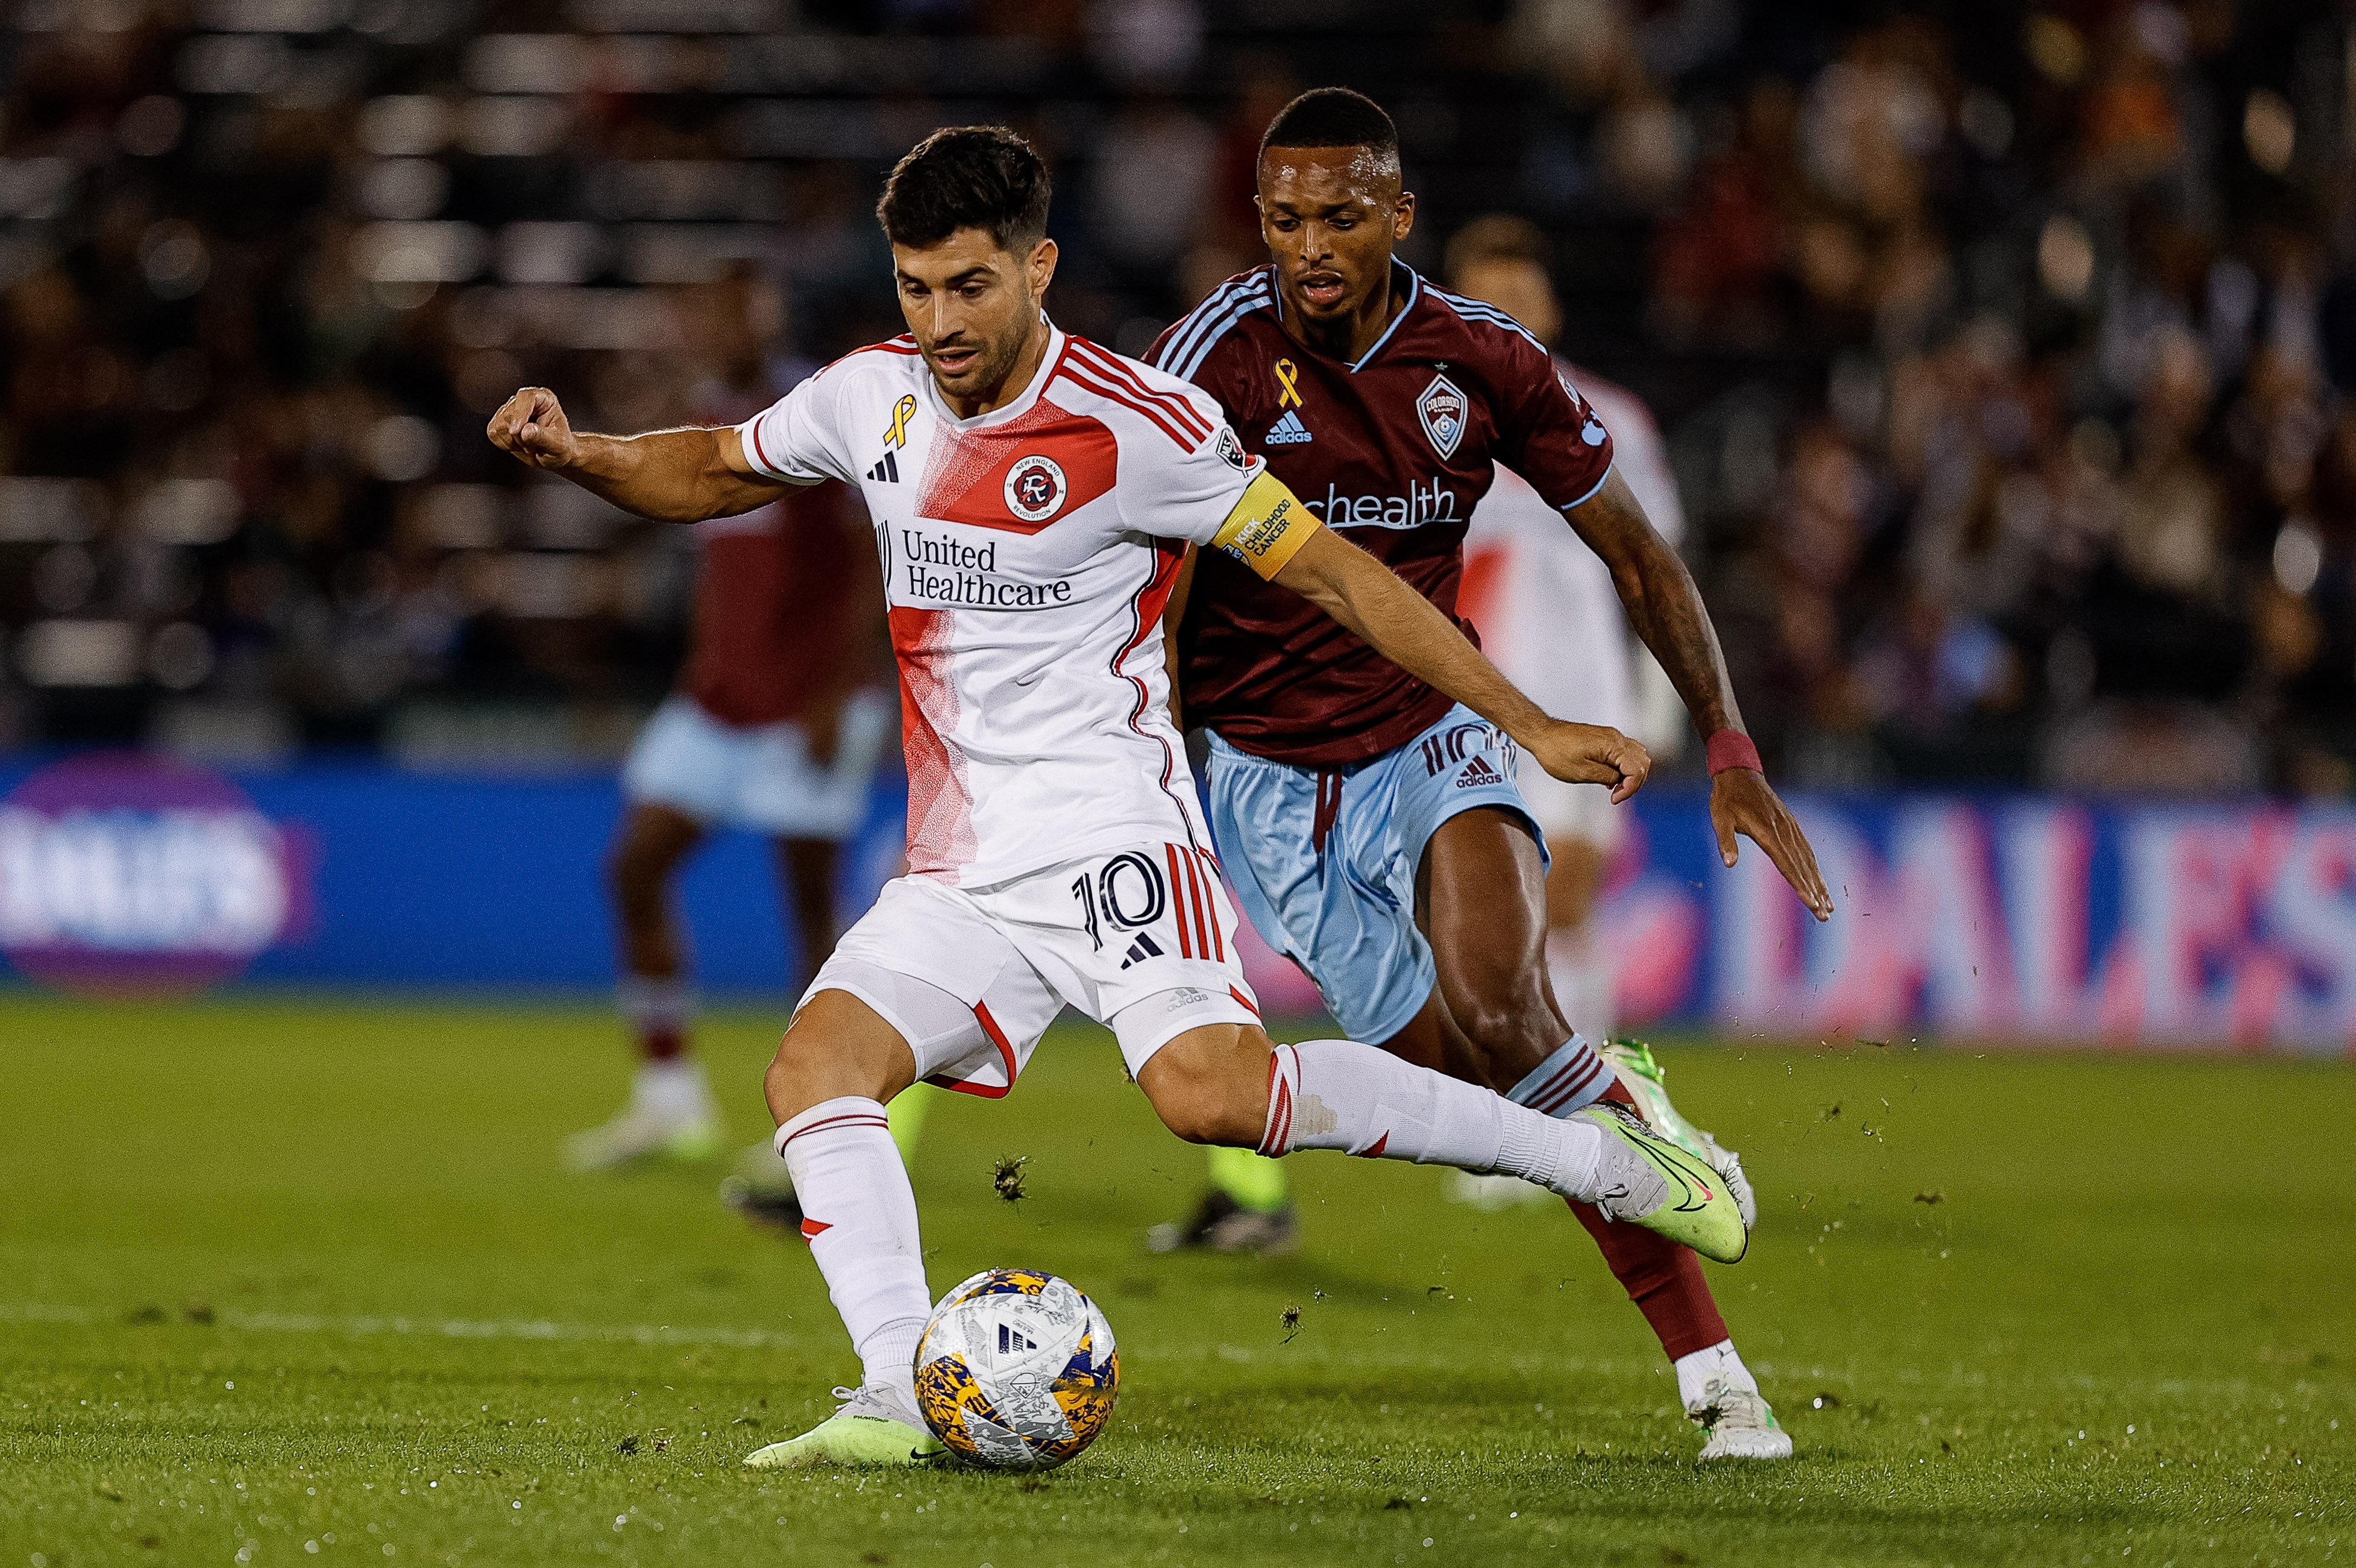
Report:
1456,754,1504,788
1264,409,1313,445
1119,932,1166,969
867,450,900,483
997,1322,1037,1353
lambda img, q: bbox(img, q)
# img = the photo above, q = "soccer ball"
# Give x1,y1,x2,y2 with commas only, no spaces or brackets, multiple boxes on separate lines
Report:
913,1268,1119,1470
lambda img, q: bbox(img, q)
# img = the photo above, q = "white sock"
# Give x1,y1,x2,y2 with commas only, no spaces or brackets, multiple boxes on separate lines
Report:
775,1097,931,1398
632,1058,712,1120
1672,1338,1760,1411
1544,926,1613,1053
1260,1039,1606,1199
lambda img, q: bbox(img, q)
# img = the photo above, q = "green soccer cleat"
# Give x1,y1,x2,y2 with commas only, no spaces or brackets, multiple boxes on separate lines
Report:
1602,1038,1757,1229
742,1384,947,1470
1571,1101,1749,1264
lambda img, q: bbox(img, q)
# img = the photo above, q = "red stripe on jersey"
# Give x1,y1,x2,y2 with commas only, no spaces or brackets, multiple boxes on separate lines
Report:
1163,844,1193,958
1228,985,1259,1017
820,336,920,371
889,606,976,877
747,413,777,475
1181,845,1211,960
1055,358,1196,450
1355,1132,1389,1159
1110,539,1187,802
1197,849,1228,961
799,1218,832,1240
1069,341,1211,442
914,395,1118,535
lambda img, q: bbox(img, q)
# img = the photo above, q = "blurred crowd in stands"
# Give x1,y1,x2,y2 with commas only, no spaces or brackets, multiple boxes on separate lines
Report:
2,0,2355,794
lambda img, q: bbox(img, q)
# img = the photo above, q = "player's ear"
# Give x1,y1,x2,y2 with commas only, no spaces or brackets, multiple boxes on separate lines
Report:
1026,237,1058,301
1392,189,1416,243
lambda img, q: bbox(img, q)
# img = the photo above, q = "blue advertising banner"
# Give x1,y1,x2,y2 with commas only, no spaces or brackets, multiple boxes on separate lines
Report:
4,751,2353,1054
1602,794,2356,1055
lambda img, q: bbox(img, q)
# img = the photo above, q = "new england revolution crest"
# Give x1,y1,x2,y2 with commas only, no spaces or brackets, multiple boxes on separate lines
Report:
1417,373,1467,460
1004,454,1068,522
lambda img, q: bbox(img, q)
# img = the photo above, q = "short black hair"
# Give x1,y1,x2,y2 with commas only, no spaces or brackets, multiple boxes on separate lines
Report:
876,126,1052,255
1258,87,1399,163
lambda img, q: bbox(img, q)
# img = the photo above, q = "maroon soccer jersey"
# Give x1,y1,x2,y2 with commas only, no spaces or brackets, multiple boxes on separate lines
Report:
684,371,878,729
1151,260,1615,767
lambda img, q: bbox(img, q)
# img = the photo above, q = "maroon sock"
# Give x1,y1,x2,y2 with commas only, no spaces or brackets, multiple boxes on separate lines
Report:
639,1024,686,1062
1568,1079,1730,1360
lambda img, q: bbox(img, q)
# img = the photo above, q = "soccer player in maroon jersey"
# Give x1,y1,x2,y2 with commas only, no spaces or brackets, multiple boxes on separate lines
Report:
1151,89,1833,1458
567,271,893,1173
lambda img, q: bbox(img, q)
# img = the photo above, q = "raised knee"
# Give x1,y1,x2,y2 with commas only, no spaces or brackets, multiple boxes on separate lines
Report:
1140,1049,1265,1147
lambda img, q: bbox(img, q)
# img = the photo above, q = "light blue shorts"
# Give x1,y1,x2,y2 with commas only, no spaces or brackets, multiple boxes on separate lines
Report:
623,692,893,840
1205,703,1545,1043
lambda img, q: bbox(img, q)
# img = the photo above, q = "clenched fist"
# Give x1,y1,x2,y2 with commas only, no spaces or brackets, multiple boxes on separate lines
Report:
486,387,580,469
1526,720,1650,803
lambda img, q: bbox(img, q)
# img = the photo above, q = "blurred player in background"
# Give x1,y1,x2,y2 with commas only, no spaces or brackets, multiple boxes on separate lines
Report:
1151,89,1830,1458
1448,214,1701,1207
566,269,893,1172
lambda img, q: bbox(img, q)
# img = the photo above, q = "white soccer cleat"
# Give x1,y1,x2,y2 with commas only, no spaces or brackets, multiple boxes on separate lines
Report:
1691,1379,1793,1460
562,1061,720,1170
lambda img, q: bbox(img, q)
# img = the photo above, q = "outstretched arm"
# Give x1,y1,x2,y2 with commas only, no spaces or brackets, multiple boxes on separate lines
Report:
1271,525,1648,800
1565,467,1833,918
486,386,792,522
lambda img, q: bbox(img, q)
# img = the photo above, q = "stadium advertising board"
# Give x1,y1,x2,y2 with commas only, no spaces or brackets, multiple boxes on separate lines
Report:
1607,795,2356,1055
1,759,2349,1052
0,752,309,996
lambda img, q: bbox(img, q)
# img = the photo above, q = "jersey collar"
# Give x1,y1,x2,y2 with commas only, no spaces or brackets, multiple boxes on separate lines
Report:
1269,257,1422,374
923,319,1067,430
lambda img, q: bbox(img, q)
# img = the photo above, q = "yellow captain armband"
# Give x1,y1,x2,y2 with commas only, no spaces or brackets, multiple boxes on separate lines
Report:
1209,469,1321,581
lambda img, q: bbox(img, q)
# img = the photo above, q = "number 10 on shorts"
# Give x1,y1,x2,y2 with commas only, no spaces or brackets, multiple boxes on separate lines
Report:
1071,844,1228,969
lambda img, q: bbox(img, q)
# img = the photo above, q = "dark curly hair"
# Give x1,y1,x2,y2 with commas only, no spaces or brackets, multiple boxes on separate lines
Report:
876,126,1053,255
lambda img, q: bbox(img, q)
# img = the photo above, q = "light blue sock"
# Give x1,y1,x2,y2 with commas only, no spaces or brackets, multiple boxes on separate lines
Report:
1506,1035,1611,1118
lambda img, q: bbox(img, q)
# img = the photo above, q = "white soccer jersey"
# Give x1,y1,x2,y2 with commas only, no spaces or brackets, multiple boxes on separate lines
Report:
737,325,1283,888
1459,366,1685,736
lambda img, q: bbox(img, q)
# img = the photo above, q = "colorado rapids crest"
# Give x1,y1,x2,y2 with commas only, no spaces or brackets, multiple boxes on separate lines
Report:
1417,373,1466,459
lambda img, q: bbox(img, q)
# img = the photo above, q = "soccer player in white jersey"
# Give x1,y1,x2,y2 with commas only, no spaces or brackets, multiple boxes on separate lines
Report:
489,126,1745,1470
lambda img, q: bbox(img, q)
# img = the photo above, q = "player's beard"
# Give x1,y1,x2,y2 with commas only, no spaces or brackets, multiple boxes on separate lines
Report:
923,295,1037,408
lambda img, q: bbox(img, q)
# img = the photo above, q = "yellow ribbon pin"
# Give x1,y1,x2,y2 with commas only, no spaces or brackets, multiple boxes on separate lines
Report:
884,394,916,449
1274,359,1302,410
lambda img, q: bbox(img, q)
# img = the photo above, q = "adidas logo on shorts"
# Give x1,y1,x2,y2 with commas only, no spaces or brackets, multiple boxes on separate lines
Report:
1119,932,1165,969
1456,754,1503,789
1264,410,1313,445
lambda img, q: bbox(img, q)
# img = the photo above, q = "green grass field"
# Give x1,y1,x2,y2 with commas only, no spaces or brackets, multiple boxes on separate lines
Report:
1,993,2349,1567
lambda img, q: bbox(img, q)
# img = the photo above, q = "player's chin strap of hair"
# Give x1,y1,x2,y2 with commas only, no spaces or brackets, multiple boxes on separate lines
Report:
1705,729,1764,778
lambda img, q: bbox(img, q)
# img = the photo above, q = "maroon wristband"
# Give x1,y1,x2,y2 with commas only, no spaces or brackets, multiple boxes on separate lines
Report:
1706,729,1763,776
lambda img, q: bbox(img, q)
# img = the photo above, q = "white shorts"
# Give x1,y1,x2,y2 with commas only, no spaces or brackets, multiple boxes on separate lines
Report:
622,692,893,841
802,842,1262,1096
1511,763,1626,855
